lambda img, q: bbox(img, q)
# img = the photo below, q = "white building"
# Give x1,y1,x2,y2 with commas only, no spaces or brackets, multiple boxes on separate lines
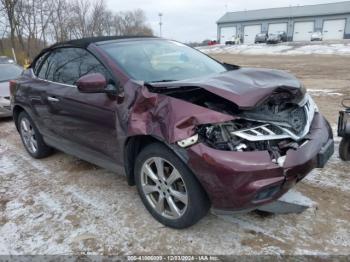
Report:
217,1,350,44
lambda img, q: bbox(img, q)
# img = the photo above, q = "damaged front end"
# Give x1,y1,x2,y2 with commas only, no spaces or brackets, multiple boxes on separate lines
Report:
163,86,333,211
134,68,333,212
196,93,317,166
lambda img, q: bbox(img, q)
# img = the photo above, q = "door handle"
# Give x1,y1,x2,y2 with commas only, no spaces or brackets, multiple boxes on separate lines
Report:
47,96,60,102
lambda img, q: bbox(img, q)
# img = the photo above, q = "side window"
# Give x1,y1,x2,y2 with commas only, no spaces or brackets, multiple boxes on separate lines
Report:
38,51,59,81
34,52,49,76
38,48,110,85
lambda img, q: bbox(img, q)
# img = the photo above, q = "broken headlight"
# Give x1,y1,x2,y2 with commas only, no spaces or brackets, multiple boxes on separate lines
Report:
197,120,277,151
197,119,308,161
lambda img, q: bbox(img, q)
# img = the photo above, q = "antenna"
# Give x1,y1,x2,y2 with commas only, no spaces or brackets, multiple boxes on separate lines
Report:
159,13,163,37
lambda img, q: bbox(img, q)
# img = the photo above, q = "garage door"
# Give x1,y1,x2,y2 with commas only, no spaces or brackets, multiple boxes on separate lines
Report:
244,25,261,44
220,27,237,43
293,22,314,41
268,23,288,34
323,19,346,40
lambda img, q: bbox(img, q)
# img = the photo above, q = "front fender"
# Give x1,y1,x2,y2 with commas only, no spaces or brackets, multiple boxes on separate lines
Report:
127,86,235,144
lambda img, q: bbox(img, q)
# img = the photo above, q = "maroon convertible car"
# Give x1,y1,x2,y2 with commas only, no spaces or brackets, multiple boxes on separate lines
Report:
11,36,334,228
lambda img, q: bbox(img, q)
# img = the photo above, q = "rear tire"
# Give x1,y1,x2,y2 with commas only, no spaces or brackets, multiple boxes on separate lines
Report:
18,111,53,159
339,137,350,161
135,143,210,229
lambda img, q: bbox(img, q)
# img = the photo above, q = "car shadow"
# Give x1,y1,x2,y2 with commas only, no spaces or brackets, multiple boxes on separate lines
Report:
0,117,13,123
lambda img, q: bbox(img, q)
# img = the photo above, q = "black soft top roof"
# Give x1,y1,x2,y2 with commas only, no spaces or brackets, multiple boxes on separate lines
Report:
30,35,158,68
50,35,158,49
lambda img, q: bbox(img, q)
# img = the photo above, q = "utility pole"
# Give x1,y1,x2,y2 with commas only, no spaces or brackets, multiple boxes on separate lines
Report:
159,13,163,37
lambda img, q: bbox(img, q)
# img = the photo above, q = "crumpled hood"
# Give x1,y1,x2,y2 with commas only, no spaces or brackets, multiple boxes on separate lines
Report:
149,68,302,109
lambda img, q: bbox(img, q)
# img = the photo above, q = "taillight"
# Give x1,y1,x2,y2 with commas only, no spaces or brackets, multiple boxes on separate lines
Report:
9,80,16,96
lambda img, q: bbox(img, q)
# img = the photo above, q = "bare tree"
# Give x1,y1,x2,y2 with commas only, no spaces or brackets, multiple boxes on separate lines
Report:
0,4,9,51
0,0,19,49
37,0,55,46
89,0,106,36
70,0,91,38
113,9,153,36
0,0,153,60
14,0,54,56
49,0,70,42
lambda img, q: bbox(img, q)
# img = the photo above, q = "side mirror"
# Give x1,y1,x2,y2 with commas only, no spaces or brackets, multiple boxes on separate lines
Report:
76,73,107,93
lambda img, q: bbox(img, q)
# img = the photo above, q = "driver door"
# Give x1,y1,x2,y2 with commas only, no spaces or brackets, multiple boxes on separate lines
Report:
37,47,120,163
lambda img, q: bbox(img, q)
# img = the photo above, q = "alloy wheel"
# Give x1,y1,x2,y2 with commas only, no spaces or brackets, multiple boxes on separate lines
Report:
140,157,188,220
20,117,38,154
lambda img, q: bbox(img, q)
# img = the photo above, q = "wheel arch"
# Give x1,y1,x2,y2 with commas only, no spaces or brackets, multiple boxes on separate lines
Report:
123,135,190,186
12,105,25,131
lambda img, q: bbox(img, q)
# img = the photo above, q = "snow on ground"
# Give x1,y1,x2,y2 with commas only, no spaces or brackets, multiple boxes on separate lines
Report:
305,134,350,193
1,121,349,255
198,41,350,56
308,89,343,97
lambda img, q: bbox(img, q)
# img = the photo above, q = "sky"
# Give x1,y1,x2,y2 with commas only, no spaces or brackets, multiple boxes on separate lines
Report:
106,0,347,42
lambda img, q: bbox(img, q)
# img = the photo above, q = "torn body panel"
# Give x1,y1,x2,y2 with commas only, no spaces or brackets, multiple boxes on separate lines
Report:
127,85,235,144
123,66,333,211
186,113,333,211
125,77,333,212
128,70,333,210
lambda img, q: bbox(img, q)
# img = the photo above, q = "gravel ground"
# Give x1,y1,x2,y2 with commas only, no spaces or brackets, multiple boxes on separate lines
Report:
1,54,350,256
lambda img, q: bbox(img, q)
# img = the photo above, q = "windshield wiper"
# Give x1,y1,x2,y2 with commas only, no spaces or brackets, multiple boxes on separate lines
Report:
223,63,240,71
147,79,177,84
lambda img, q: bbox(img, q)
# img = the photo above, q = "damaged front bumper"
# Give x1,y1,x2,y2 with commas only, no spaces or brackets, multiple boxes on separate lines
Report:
183,113,333,212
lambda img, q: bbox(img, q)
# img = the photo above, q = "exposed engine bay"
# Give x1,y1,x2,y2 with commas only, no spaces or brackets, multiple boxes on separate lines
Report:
196,93,316,162
147,83,316,162
197,120,306,162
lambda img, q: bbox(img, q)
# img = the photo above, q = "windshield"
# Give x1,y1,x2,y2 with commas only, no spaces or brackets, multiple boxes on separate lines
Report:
0,64,23,82
100,39,227,82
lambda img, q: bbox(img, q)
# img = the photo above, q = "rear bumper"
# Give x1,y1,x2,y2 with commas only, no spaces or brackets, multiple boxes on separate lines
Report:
186,113,333,211
0,97,12,117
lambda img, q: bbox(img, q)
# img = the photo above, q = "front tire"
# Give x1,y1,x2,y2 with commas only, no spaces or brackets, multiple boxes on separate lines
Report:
339,137,350,161
18,111,53,159
135,143,210,229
